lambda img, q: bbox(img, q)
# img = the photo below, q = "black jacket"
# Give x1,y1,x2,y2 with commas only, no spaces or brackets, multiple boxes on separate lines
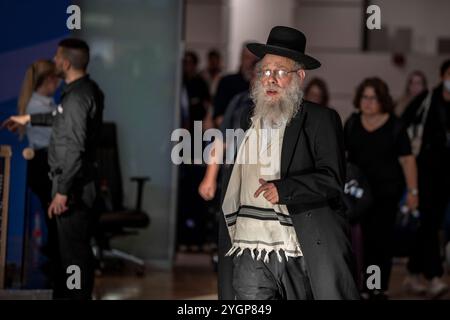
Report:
213,72,249,119
401,84,449,208
218,101,359,300
30,75,104,196
402,85,447,158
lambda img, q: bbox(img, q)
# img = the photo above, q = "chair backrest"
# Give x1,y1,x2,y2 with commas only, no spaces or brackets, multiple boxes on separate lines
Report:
96,122,124,211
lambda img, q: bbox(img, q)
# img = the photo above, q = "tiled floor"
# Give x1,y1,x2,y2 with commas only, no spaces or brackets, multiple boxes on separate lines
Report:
93,253,450,300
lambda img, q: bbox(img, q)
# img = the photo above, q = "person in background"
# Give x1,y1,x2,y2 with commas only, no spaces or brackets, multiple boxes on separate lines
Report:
17,59,60,289
395,70,427,117
201,49,223,97
344,77,418,300
402,60,450,298
177,51,212,252
18,59,60,211
213,44,258,128
304,77,330,107
198,64,258,202
182,51,211,132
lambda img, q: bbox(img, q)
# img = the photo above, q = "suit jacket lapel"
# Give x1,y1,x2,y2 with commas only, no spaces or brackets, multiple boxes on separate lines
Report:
281,102,307,178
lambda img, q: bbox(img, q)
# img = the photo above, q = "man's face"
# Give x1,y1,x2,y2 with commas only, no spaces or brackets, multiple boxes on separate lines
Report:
53,47,68,78
259,54,305,102
251,54,305,125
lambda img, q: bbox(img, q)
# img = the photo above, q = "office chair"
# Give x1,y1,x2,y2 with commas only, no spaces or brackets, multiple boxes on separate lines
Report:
93,122,150,276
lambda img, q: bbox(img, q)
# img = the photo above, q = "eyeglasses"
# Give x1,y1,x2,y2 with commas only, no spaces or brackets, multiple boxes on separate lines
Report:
361,95,378,102
258,69,299,80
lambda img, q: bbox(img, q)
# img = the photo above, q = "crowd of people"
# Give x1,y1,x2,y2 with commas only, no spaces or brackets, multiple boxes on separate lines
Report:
178,40,450,299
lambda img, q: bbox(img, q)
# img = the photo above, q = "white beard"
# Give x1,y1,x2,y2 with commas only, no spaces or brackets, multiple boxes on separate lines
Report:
250,76,303,127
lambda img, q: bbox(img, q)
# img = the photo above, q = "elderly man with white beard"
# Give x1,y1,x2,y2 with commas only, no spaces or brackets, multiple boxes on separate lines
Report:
217,26,360,300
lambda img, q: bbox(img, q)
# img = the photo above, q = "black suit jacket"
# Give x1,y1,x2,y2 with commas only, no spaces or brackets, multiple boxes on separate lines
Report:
218,100,360,300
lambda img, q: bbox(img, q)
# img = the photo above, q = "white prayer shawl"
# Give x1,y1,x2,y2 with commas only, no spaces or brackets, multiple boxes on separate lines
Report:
222,118,303,263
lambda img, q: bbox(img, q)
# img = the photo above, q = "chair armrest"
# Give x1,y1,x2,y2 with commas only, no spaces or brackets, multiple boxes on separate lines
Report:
130,176,151,211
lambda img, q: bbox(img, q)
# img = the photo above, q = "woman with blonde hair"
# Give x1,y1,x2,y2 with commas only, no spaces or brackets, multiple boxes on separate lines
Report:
18,59,60,207
18,59,59,144
395,70,428,117
18,59,60,289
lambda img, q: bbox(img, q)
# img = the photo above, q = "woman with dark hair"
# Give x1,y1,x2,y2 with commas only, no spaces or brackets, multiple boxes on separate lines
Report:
344,77,419,299
395,70,428,117
304,77,330,106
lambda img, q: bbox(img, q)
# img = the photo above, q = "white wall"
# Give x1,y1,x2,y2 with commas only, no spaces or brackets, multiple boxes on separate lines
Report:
294,0,363,51
184,0,228,70
227,0,296,72
372,0,450,54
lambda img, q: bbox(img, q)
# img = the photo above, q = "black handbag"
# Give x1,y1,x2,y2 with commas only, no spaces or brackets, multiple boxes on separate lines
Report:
343,162,373,225
393,191,421,257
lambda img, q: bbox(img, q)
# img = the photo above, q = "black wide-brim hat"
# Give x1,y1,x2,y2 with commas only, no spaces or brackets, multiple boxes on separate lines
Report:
247,26,321,70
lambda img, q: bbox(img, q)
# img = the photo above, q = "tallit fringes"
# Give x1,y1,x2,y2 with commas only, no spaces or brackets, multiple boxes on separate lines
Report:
236,247,244,257
263,251,270,263
250,248,256,260
225,245,239,257
256,249,262,261
276,249,283,263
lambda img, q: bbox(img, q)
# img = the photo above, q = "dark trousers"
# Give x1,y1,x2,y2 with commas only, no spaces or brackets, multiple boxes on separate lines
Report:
361,196,399,291
51,179,97,300
27,148,52,208
407,202,447,280
232,249,313,300
27,148,57,289
176,164,209,247
407,164,448,280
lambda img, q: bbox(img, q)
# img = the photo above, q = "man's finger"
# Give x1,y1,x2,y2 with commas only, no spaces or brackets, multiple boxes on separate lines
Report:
1,119,11,128
254,184,270,197
259,178,267,185
2,120,15,130
7,122,20,132
266,193,275,202
56,204,63,215
48,204,54,219
263,190,273,199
